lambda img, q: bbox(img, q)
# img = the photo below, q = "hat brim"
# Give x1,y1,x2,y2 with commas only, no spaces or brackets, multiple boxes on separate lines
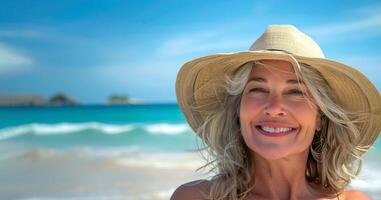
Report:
176,51,381,148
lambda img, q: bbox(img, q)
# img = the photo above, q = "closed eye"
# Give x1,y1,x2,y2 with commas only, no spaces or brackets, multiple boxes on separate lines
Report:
249,88,269,93
286,89,305,95
247,88,306,96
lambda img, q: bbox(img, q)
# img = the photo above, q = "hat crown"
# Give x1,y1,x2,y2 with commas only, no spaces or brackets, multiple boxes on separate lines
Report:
249,25,325,58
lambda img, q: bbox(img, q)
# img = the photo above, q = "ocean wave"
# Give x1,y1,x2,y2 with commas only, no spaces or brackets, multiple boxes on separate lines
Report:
145,124,189,135
0,122,191,141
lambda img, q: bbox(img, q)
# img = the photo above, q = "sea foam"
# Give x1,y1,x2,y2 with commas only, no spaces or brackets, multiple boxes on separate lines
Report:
0,122,191,141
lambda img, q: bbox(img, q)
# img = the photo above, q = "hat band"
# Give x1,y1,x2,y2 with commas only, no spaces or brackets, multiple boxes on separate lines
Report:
265,49,293,55
249,49,302,72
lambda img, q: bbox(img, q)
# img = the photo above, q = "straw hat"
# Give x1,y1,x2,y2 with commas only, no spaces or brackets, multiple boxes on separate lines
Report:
176,25,381,147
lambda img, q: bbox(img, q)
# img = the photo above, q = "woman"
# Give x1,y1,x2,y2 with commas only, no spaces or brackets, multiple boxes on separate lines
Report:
171,25,381,200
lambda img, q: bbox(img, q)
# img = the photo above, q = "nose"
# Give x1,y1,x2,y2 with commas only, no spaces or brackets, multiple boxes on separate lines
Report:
264,93,286,117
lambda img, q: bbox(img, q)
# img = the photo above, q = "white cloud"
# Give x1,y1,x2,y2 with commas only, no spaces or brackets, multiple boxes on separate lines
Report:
159,35,248,56
355,3,381,16
157,23,253,57
91,59,181,102
305,4,381,36
0,43,33,75
159,32,217,56
306,15,381,36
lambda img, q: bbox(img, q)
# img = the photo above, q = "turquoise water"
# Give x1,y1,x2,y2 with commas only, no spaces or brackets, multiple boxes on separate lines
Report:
0,104,199,152
0,104,184,126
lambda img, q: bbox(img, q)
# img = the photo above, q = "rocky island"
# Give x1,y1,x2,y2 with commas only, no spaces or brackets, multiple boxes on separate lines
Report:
107,95,145,105
0,93,79,107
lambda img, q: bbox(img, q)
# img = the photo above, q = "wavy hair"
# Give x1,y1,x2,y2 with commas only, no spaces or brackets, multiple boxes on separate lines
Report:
195,59,367,200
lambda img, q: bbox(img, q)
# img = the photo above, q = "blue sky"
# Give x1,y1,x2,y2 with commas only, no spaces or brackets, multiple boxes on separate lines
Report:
0,0,380,103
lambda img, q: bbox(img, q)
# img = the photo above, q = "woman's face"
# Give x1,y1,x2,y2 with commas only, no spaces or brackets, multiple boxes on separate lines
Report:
239,60,321,160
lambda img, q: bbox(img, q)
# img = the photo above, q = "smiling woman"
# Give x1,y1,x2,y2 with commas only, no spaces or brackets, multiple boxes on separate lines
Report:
239,60,321,161
171,25,380,200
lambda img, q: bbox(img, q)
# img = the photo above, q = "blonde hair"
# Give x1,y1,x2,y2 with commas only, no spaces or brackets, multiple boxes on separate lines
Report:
196,59,367,200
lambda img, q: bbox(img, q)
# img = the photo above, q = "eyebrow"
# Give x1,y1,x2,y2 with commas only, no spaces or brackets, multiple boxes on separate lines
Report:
248,77,304,84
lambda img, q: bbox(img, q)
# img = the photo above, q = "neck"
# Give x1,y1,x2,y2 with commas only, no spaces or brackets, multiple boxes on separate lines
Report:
250,149,318,200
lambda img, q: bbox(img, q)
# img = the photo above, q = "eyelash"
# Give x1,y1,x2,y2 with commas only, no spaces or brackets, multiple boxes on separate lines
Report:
287,89,305,95
248,88,305,95
249,88,268,93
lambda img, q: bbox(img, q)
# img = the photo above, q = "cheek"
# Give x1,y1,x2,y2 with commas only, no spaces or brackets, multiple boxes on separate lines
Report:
239,98,263,143
239,99,255,140
240,96,266,116
290,102,319,123
240,100,259,131
291,104,320,146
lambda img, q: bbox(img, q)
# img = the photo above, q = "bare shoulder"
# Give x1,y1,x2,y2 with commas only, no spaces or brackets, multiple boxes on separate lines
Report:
170,179,210,200
341,190,372,200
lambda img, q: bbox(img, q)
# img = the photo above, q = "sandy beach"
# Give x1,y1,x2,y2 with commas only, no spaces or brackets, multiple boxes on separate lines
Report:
0,145,210,200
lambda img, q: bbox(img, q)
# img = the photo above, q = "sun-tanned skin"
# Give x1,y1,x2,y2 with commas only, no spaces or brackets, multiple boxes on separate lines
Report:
170,179,371,200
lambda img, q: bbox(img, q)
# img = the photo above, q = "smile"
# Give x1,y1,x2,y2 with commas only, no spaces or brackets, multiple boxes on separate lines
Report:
255,125,297,137
260,126,292,133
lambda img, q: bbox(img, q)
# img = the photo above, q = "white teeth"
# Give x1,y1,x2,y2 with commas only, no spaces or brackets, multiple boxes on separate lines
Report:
260,126,292,133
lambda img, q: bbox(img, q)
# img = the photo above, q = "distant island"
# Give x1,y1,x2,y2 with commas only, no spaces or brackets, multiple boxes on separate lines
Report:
108,95,145,105
108,95,130,105
0,93,145,107
0,93,79,107
0,94,49,106
49,93,79,105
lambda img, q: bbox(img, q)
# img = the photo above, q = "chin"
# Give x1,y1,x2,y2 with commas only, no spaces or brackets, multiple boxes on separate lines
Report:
256,150,290,160
249,144,291,160
250,143,311,161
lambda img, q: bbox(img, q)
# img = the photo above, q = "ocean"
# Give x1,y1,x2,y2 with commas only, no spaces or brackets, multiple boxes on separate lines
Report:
0,104,380,200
